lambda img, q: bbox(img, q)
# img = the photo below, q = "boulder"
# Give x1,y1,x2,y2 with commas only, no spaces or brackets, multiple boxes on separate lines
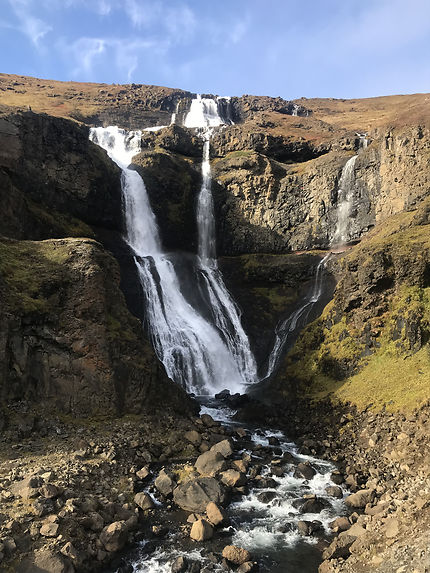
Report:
256,491,278,504
200,414,219,428
173,478,226,513
134,492,155,511
237,563,256,573
155,469,177,497
220,469,246,488
40,522,59,537
185,430,202,446
329,516,350,532
190,519,213,542
323,535,355,560
40,484,61,499
222,545,251,566
171,556,188,572
294,462,316,480
345,489,375,509
19,550,75,573
195,451,227,477
136,466,150,480
100,521,128,552
301,497,330,513
210,439,234,458
325,485,343,499
206,501,226,526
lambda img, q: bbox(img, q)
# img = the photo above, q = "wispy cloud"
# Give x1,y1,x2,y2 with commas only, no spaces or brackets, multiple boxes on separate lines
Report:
165,4,196,43
124,0,162,29
7,0,52,46
229,15,250,45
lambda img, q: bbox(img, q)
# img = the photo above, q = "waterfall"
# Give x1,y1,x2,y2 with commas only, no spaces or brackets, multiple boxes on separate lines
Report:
332,155,358,246
184,96,258,386
90,126,248,396
264,254,330,378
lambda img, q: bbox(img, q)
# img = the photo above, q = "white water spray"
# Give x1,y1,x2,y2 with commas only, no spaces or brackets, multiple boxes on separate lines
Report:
90,126,247,395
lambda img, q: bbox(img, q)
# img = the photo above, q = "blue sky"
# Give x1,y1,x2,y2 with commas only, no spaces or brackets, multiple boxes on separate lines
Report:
1,0,430,99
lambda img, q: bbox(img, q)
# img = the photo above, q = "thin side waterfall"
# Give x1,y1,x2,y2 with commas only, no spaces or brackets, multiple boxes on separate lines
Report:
184,96,258,386
332,155,358,246
265,254,330,379
89,126,246,396
291,103,299,116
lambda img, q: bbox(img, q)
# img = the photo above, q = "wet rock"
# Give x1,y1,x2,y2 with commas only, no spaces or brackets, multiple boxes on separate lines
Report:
190,519,213,542
345,488,375,509
294,462,317,480
195,451,227,477
330,471,344,485
100,521,128,552
134,492,155,511
173,478,226,513
301,496,330,513
200,414,219,428
297,520,322,536
325,485,343,498
222,545,251,566
155,469,177,497
256,491,278,504
171,556,188,572
206,501,226,526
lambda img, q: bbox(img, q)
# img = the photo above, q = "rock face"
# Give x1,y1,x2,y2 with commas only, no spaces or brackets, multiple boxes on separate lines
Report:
0,108,122,241
0,237,192,416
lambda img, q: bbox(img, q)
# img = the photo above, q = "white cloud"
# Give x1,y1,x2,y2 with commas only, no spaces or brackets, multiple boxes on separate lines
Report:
7,0,52,45
165,4,196,43
230,16,250,45
124,0,162,29
67,37,106,75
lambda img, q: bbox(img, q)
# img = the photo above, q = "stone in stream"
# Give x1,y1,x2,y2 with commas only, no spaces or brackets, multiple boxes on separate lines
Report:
173,478,226,513
171,556,188,572
237,562,256,573
297,520,322,536
330,470,344,485
300,496,330,513
294,462,317,480
257,491,278,504
155,469,177,496
195,451,227,476
190,519,213,541
200,414,219,428
325,485,343,498
222,545,251,565
134,492,155,511
136,466,150,480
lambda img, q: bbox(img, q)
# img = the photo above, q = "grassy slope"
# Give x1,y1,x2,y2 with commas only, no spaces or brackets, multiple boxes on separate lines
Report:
279,209,430,412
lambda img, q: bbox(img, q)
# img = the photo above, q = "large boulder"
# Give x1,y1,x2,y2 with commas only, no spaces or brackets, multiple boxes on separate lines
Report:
134,492,155,511
345,489,376,509
222,545,251,566
195,450,227,477
210,439,234,458
190,519,213,542
155,469,177,497
173,478,226,513
99,521,128,552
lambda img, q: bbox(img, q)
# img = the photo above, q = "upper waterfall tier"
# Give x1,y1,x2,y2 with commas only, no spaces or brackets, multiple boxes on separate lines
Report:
184,94,226,128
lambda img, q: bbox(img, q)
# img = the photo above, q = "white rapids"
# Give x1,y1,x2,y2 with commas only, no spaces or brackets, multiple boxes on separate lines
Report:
90,125,251,395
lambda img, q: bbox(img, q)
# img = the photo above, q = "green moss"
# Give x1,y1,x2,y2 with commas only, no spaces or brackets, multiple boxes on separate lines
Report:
0,239,70,314
27,200,95,238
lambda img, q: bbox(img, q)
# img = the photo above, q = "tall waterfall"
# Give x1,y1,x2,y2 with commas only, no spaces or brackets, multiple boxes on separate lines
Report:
265,254,330,378
184,96,258,386
90,125,250,395
332,155,358,246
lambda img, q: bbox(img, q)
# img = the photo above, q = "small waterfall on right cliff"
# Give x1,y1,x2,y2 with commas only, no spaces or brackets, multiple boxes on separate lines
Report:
332,155,358,246
265,254,330,379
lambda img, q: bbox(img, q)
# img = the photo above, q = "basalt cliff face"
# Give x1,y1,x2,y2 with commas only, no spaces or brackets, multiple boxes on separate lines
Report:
0,74,430,573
